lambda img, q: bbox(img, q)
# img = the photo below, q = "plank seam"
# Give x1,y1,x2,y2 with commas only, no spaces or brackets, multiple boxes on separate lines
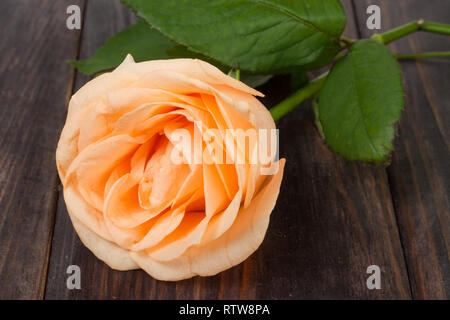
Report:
42,0,88,300
385,169,416,299
349,0,362,39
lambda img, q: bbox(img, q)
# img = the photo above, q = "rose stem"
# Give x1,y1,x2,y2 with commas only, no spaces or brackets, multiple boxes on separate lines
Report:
395,51,450,60
371,19,450,44
269,72,328,122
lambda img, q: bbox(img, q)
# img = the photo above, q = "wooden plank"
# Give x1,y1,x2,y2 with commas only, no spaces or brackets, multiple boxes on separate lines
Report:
0,0,84,299
45,0,411,299
352,0,450,300
45,0,145,300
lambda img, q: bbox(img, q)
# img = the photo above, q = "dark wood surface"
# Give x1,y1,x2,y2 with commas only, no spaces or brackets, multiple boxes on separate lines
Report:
0,0,448,299
0,0,84,299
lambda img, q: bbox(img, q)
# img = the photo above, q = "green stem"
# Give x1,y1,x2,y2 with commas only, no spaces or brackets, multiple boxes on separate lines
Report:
235,69,241,81
422,21,450,35
396,51,450,60
372,19,450,44
270,72,328,122
228,68,241,81
340,36,355,45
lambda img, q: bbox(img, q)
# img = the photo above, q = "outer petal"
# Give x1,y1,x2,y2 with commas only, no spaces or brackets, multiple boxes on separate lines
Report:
63,185,112,241
67,209,139,271
115,55,263,97
129,159,285,280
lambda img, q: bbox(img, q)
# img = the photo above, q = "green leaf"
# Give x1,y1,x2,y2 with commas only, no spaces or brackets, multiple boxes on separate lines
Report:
290,67,309,90
68,20,174,75
122,0,347,73
318,39,404,163
167,45,230,73
69,22,272,88
303,41,342,70
240,73,273,88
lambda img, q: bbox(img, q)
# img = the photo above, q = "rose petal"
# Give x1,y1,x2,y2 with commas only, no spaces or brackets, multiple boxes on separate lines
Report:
63,184,112,241
68,209,138,271
104,174,165,229
146,212,210,261
131,190,202,251
65,135,140,211
115,56,263,97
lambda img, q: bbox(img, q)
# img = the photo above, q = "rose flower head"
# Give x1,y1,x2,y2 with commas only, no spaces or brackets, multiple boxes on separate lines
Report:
56,55,285,280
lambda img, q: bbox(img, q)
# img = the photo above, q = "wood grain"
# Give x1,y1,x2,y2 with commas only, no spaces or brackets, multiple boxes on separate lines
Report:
0,0,84,299
44,0,412,299
353,0,450,300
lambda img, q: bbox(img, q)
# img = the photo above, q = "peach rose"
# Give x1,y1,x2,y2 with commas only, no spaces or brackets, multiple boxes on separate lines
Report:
56,55,285,280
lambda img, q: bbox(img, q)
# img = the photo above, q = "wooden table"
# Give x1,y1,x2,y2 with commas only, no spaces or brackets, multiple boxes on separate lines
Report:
0,0,448,300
